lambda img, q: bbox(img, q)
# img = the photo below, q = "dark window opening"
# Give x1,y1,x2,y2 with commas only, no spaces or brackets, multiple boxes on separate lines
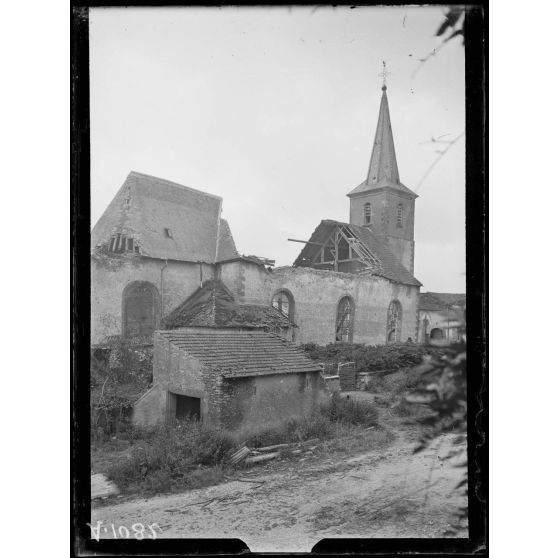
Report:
174,394,201,421
127,238,133,251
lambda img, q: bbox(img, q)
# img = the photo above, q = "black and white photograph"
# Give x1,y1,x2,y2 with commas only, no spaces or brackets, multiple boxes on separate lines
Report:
76,4,485,553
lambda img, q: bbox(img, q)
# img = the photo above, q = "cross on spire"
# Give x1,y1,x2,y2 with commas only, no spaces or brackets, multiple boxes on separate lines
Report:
378,60,391,90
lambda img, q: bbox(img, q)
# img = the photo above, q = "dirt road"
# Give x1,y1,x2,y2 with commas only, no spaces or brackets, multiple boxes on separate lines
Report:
91,426,467,552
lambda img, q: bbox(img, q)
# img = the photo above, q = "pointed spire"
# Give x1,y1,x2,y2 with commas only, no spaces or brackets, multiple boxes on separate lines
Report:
366,84,400,187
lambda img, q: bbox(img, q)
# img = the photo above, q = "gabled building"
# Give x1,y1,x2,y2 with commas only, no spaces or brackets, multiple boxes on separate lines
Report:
90,171,238,345
91,83,422,352
133,329,326,428
271,84,422,345
418,292,466,344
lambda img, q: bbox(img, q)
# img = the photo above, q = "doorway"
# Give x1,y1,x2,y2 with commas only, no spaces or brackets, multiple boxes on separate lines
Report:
171,393,201,421
430,328,445,341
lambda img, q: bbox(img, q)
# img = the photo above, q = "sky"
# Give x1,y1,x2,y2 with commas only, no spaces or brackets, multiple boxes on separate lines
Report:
90,6,465,292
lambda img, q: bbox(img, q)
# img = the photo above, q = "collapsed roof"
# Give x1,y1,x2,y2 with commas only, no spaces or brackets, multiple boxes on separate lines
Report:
292,219,421,286
162,279,293,330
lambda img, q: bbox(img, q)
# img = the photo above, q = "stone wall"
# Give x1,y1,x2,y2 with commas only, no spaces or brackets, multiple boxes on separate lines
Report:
267,266,419,345
349,190,416,273
133,330,328,429
132,384,167,426
217,260,273,304
219,371,328,431
91,253,214,345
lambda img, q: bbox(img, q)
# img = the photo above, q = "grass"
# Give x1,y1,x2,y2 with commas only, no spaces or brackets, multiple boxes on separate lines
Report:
96,394,384,497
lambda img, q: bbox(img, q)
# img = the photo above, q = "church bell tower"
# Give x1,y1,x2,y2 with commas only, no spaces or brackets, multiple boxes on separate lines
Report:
347,73,418,274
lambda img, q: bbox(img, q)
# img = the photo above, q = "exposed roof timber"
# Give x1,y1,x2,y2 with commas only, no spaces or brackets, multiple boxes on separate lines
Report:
292,220,421,286
287,238,324,246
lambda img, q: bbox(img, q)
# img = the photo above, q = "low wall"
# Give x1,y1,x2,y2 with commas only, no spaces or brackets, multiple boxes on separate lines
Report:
219,371,328,431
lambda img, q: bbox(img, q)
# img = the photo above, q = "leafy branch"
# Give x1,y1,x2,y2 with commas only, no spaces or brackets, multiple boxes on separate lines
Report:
415,132,464,192
412,6,465,78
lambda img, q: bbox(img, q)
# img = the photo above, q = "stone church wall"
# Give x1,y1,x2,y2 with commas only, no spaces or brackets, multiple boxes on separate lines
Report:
266,267,419,346
90,254,215,345
217,260,273,304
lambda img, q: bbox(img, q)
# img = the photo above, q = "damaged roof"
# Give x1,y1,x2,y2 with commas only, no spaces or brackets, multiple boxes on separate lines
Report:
162,279,293,330
157,329,321,378
91,171,238,263
293,219,421,286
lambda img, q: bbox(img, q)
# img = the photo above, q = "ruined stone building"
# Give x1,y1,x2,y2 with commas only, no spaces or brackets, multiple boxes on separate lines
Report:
418,292,466,344
91,84,423,426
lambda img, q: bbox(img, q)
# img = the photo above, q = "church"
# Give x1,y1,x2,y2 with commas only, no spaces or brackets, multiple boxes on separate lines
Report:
91,83,421,350
91,84,422,426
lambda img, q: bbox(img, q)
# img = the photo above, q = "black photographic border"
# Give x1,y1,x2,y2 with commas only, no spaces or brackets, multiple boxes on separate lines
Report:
71,2,487,555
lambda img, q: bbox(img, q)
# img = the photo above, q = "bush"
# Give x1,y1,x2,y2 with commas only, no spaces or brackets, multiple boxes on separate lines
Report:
321,394,379,427
301,342,443,374
106,419,236,493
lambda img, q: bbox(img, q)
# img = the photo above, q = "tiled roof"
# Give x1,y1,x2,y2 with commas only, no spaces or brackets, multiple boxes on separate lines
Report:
158,329,321,378
427,292,466,307
216,219,238,262
91,171,239,264
162,280,293,330
292,219,421,286
419,292,466,311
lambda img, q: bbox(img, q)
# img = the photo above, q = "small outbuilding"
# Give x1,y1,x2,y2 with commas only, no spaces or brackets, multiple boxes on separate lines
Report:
133,328,327,431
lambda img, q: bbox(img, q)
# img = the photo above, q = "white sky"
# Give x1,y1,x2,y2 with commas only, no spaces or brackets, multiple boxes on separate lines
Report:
90,5,465,292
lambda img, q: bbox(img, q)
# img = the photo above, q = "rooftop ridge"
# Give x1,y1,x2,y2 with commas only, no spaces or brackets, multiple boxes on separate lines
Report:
128,170,223,201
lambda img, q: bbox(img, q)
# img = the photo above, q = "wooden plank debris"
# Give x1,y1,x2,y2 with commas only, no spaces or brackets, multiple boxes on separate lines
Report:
255,443,290,453
229,445,251,465
244,452,280,466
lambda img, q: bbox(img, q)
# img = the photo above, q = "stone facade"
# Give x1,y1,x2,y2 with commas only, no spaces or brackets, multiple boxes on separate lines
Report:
219,372,328,431
91,252,214,345
267,266,419,346
93,251,420,349
349,190,416,274
133,328,327,428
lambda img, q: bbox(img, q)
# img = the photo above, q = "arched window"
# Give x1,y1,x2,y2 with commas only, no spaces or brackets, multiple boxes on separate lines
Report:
122,281,160,338
396,204,403,228
336,296,355,343
364,202,371,225
386,300,402,344
272,290,295,321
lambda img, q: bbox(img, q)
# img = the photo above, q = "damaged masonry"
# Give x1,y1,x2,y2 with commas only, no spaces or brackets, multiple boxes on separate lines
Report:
91,84,429,429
